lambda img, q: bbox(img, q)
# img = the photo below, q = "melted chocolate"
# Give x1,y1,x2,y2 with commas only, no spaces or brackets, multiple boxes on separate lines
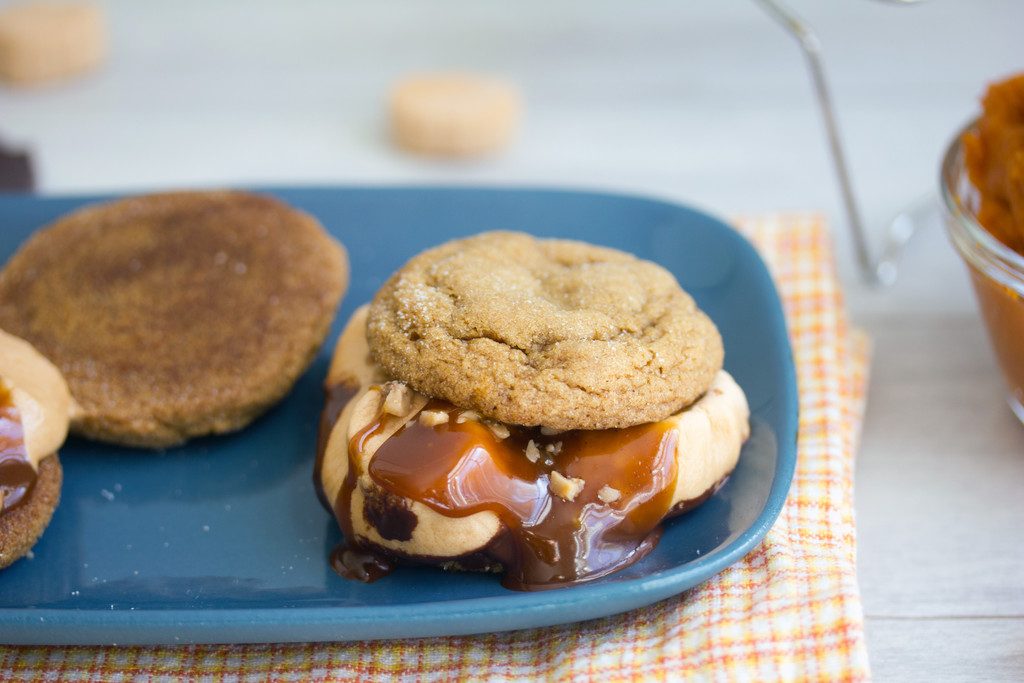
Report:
0,383,35,515
325,391,683,591
361,487,417,541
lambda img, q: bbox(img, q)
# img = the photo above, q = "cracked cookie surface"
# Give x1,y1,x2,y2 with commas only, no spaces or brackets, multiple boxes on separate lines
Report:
366,231,722,430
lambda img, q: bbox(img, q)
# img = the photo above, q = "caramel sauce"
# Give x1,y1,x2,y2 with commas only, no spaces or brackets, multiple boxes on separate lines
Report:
324,388,680,591
0,382,35,516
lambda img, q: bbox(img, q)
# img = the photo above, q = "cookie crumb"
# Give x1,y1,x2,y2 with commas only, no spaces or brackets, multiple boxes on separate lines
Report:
383,382,413,416
549,471,585,502
418,409,449,427
597,485,621,504
544,441,563,455
524,439,541,463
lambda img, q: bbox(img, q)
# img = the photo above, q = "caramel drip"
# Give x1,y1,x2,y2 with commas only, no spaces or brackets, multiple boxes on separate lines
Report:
0,383,35,516
325,388,679,591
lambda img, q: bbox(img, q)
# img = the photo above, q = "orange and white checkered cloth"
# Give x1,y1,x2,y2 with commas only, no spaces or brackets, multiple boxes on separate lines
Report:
0,213,871,682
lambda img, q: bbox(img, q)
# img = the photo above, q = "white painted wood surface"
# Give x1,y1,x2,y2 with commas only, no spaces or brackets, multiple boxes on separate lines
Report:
2,1,1022,679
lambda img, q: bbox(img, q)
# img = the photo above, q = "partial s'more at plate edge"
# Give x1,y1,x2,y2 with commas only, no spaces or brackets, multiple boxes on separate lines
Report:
0,328,70,569
0,189,348,569
315,231,750,591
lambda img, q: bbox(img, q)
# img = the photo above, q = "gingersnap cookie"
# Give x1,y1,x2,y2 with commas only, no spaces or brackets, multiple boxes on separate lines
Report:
366,231,723,431
0,191,349,448
0,327,72,569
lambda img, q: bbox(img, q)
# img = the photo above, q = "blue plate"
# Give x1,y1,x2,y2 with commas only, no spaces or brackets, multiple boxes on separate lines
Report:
0,187,796,645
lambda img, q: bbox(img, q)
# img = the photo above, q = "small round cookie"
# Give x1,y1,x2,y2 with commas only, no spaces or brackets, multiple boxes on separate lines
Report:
0,191,349,448
390,73,521,157
367,231,723,431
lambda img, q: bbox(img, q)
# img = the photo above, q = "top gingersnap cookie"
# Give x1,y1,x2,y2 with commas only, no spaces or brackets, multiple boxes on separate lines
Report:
366,231,723,430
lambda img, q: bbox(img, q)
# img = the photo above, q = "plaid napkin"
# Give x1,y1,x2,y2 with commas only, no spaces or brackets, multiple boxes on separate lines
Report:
0,213,871,682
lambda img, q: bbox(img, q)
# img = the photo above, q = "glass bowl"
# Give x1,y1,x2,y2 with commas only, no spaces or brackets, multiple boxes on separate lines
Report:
941,120,1024,424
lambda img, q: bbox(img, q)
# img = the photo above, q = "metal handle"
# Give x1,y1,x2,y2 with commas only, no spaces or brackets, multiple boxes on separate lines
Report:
754,0,924,286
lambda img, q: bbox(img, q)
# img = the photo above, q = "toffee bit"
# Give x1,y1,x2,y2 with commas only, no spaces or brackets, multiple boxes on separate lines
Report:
524,439,541,463
455,410,481,424
597,485,622,504
418,410,449,427
549,471,585,502
383,382,412,416
544,441,563,455
540,426,564,436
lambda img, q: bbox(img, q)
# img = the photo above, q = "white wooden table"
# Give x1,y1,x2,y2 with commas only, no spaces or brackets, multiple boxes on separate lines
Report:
2,1,1022,678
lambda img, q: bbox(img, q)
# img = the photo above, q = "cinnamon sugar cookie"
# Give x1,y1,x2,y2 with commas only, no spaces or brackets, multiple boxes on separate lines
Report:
0,191,349,448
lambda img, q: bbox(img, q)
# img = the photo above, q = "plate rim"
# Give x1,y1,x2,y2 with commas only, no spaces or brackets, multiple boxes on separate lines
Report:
0,184,798,645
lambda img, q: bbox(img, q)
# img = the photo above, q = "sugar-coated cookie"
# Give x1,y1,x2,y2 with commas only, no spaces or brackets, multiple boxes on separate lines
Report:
367,231,723,431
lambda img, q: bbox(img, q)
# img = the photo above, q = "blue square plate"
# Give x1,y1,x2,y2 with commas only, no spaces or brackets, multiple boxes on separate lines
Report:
0,187,796,645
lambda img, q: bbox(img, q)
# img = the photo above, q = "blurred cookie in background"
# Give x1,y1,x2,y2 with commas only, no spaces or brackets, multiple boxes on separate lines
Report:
0,2,106,87
390,73,521,158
